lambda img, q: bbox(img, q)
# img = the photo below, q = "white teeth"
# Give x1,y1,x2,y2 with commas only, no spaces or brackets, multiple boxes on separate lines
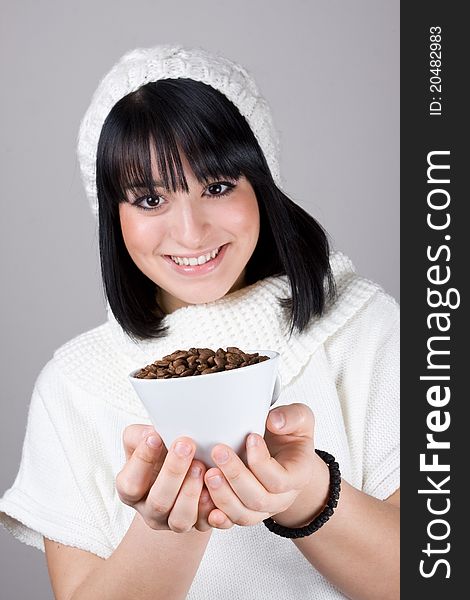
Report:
170,246,221,266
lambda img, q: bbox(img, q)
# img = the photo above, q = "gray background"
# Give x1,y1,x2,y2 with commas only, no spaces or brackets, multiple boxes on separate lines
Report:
0,1,399,597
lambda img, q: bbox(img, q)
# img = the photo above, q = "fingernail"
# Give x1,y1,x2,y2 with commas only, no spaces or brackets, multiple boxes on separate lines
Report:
146,435,161,448
191,465,202,478
208,475,222,488
214,448,229,464
247,434,259,447
174,441,192,457
270,411,285,429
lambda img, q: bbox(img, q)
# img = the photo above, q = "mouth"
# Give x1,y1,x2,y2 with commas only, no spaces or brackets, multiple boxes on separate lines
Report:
162,244,229,276
167,246,222,266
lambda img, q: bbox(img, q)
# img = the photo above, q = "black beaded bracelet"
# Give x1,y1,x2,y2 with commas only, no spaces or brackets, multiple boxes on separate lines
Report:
262,449,341,539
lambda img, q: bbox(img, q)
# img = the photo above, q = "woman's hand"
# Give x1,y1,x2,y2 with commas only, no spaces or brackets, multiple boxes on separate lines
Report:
204,403,328,529
116,424,234,533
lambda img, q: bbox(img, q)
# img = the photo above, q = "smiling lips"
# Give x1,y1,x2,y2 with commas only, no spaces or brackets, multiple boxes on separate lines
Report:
163,243,228,276
169,246,221,266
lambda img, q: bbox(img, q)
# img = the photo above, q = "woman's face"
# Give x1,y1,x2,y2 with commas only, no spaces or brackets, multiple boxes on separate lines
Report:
119,150,260,314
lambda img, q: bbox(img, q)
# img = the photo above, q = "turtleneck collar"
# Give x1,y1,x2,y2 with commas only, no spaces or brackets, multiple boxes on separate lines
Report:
106,251,380,388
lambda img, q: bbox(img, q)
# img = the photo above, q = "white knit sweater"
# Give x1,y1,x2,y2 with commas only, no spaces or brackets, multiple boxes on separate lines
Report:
0,252,400,599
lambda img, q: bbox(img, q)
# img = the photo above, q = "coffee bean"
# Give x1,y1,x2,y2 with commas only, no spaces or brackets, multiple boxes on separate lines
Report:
226,353,242,365
134,347,271,379
214,355,226,368
227,346,242,354
201,367,213,374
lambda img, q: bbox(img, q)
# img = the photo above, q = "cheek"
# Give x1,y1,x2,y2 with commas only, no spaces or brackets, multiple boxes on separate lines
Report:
119,206,161,254
224,195,260,233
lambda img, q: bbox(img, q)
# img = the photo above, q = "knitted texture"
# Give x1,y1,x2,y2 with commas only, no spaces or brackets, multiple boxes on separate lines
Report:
0,252,400,599
50,252,381,418
77,45,282,217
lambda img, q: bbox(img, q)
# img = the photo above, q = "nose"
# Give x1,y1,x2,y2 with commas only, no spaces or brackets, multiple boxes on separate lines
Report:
169,195,212,250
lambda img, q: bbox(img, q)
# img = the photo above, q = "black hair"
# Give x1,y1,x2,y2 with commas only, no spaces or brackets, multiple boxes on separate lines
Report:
96,78,335,341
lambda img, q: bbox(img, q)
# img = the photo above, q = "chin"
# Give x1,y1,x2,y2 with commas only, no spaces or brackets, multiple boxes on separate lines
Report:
178,282,234,306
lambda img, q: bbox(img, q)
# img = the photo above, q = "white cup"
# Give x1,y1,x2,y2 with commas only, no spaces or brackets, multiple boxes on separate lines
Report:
129,349,281,468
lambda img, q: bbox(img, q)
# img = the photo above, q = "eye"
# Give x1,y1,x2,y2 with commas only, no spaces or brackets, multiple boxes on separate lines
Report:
133,195,164,211
205,181,236,196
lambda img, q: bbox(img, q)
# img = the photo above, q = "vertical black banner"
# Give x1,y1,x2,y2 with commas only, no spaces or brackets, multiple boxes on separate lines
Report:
401,3,466,596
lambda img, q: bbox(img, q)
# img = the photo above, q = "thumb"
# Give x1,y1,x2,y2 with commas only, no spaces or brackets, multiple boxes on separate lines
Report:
266,403,315,438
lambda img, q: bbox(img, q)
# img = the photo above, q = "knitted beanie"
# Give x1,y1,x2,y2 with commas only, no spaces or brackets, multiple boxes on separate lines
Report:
77,44,282,217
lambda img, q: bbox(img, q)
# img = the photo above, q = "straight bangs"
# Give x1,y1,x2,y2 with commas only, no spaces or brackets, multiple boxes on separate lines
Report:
96,78,272,212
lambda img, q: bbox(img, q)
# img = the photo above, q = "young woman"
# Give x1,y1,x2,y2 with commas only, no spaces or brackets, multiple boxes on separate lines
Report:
0,45,399,599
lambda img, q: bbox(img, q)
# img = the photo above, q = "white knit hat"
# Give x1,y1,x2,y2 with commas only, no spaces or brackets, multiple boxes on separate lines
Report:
77,44,282,217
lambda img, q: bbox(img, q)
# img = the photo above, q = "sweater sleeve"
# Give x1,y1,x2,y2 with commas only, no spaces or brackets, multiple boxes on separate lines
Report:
0,362,113,558
360,303,400,499
324,289,400,501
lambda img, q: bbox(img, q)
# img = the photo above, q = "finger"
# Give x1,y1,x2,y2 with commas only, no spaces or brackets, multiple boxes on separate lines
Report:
207,508,235,530
245,433,294,494
145,437,196,525
196,486,235,532
248,432,313,492
211,444,284,514
116,433,166,505
212,434,292,512
266,403,315,438
205,468,268,527
123,424,157,461
194,486,216,532
167,460,206,533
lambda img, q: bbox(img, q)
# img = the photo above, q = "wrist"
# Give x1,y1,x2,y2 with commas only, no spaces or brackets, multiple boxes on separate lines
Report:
271,452,330,528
